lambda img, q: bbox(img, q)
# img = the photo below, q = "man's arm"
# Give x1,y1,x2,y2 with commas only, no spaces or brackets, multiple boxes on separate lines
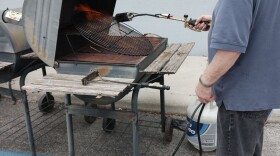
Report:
196,50,241,104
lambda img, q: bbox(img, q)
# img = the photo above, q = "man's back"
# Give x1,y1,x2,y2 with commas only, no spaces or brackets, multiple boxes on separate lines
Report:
208,0,280,111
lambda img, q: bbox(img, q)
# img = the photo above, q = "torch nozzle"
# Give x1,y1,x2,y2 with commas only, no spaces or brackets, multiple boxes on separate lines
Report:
114,12,134,22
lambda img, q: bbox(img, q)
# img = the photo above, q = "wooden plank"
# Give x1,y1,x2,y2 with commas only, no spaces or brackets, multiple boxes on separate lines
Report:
22,73,134,97
161,42,195,74
0,61,13,70
45,73,134,83
31,79,130,92
142,44,181,74
22,84,120,97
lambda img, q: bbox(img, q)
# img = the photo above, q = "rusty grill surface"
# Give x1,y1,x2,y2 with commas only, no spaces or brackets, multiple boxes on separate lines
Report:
59,37,165,66
60,53,145,65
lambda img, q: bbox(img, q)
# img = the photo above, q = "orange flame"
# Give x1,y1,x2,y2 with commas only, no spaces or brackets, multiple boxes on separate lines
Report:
74,4,104,21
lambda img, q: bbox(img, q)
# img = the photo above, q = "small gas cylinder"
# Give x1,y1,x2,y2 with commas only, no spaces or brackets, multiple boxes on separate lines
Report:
186,100,218,151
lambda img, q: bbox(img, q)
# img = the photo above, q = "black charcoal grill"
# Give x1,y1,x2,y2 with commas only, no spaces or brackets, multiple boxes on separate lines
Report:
5,0,195,155
29,0,166,78
19,0,168,104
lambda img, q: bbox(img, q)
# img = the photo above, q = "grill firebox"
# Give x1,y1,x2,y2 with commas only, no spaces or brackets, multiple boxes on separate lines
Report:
5,0,167,104
56,35,167,79
21,0,168,79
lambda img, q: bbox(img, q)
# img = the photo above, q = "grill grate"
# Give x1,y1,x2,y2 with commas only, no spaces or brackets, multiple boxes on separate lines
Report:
73,9,153,56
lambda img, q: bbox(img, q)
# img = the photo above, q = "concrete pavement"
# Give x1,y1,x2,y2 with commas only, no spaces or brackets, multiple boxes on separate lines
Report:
0,96,279,156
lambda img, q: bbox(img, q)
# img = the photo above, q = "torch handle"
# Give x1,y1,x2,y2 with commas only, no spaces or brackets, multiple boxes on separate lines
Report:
188,18,210,30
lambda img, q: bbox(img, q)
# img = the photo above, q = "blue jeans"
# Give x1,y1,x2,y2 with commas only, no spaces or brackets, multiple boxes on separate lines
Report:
216,104,271,156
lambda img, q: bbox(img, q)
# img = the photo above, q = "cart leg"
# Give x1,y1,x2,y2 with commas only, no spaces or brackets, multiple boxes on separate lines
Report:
159,76,166,132
22,90,36,156
41,66,52,98
65,94,75,156
8,80,17,103
20,64,46,156
111,102,115,110
41,66,47,76
131,86,140,156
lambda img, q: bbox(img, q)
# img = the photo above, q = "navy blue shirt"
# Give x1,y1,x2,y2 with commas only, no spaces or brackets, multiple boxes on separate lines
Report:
209,0,280,111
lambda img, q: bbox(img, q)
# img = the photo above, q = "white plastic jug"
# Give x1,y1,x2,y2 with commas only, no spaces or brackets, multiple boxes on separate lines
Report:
186,100,218,151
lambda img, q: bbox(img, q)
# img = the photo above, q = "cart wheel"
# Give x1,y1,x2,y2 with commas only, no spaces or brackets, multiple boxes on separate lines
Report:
84,116,97,124
164,117,173,142
102,118,116,133
38,93,55,113
84,103,97,124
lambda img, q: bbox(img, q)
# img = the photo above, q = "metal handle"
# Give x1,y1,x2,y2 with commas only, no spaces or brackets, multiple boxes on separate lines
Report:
141,83,170,90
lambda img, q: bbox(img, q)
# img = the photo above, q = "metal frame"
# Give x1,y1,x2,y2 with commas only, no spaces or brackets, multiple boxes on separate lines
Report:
18,42,195,155
62,74,167,156
19,72,167,156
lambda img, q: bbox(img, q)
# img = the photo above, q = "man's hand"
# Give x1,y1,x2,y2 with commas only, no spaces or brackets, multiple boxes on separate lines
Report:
195,75,214,104
189,15,212,31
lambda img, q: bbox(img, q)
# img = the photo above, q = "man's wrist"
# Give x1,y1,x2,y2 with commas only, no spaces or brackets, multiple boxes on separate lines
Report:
199,75,213,88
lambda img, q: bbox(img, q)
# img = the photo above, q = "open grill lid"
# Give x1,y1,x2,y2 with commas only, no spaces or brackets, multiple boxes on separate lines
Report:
22,0,117,67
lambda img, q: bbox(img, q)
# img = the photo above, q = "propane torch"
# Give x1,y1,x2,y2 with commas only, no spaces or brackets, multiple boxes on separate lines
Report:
114,12,210,32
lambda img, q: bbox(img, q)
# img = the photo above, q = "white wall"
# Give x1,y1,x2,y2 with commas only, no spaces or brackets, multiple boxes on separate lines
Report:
0,0,24,10
115,0,217,56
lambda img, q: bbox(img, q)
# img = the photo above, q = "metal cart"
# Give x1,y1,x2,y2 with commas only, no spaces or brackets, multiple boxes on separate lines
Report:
22,43,194,156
